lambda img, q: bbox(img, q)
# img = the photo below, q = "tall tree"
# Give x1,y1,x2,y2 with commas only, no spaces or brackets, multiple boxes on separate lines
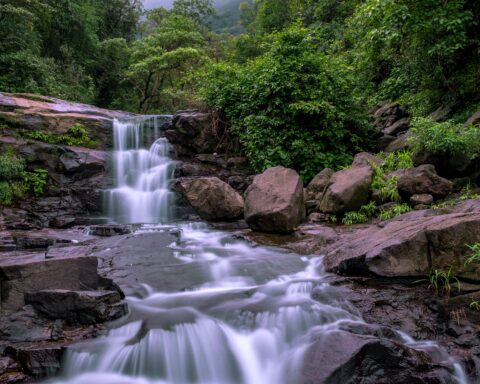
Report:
127,13,207,112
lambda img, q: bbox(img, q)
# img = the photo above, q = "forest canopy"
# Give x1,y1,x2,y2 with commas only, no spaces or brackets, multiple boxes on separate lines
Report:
1,0,479,179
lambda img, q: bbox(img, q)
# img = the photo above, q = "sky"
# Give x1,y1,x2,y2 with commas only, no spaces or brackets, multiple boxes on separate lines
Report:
143,0,174,9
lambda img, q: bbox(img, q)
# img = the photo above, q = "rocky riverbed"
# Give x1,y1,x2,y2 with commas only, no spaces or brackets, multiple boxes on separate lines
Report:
1,93,480,383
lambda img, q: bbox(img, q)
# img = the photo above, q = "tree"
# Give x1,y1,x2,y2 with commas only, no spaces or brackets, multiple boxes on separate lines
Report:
200,26,368,181
127,13,207,112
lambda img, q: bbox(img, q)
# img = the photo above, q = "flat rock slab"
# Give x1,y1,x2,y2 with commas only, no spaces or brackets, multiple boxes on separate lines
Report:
0,252,100,311
324,212,480,279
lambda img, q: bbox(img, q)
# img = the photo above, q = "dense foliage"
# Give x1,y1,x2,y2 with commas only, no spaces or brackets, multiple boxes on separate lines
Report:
200,27,367,180
1,0,479,180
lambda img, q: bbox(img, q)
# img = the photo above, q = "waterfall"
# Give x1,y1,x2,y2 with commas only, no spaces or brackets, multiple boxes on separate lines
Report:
104,116,176,224
50,116,469,384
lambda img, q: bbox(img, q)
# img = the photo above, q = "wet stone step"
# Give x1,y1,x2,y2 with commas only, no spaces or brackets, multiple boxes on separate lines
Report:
88,224,140,237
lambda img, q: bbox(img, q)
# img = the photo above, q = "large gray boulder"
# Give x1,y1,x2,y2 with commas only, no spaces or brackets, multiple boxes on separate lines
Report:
178,177,244,221
319,166,373,214
302,329,453,384
244,166,305,233
324,212,480,280
390,164,453,199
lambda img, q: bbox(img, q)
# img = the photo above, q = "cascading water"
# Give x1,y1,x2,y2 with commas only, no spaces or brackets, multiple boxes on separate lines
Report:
104,116,176,224
50,117,468,384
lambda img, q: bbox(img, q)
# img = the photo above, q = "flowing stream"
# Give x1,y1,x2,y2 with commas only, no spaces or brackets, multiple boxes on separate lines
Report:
51,117,468,384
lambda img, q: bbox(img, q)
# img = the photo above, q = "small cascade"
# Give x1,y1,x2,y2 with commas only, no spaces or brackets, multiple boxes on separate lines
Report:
104,116,177,224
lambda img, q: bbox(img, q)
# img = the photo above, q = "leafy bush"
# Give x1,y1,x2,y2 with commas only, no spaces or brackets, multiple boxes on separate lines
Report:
0,151,26,179
0,150,49,205
409,117,480,158
370,150,413,203
342,202,377,225
200,26,368,181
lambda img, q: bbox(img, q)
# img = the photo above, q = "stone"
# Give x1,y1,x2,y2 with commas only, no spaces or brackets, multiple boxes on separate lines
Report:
324,212,480,280
0,305,52,342
383,117,410,136
385,132,411,153
305,168,333,200
390,164,453,199
6,344,63,378
466,111,480,126
0,253,101,311
88,224,133,237
165,112,220,154
227,175,254,194
351,152,383,168
178,177,244,221
25,289,126,325
429,105,452,122
410,194,434,206
0,92,133,147
319,166,373,214
301,330,453,384
244,166,305,233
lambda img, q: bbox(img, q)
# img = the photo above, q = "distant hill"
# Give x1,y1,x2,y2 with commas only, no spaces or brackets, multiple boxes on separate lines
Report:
212,0,245,35
142,0,246,34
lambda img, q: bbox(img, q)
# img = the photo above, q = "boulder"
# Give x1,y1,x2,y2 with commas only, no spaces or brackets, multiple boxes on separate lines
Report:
178,177,244,221
351,152,382,168
383,117,410,136
0,252,102,311
390,164,453,199
302,330,454,384
244,167,305,233
165,112,220,154
25,290,126,325
319,167,373,214
385,132,411,153
324,212,480,280
410,194,434,206
305,168,333,200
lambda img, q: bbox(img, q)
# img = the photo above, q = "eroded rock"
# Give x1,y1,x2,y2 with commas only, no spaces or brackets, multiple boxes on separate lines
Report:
177,177,244,221
390,164,453,199
244,167,305,233
319,166,373,214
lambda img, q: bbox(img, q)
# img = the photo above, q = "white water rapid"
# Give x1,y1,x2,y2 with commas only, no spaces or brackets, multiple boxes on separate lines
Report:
50,117,468,384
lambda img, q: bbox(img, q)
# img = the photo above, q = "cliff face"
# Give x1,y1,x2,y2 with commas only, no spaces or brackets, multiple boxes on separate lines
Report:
0,93,134,229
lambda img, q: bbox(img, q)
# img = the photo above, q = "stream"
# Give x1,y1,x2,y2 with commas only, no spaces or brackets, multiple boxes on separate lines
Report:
50,116,468,384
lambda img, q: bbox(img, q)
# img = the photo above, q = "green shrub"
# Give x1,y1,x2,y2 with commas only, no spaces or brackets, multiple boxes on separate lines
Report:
378,203,411,221
26,169,49,197
409,117,480,158
0,151,26,179
342,211,368,225
200,26,368,181
19,124,99,148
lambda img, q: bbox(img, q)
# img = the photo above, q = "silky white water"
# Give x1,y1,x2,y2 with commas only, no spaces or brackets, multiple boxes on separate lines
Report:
104,116,176,224
50,116,468,384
